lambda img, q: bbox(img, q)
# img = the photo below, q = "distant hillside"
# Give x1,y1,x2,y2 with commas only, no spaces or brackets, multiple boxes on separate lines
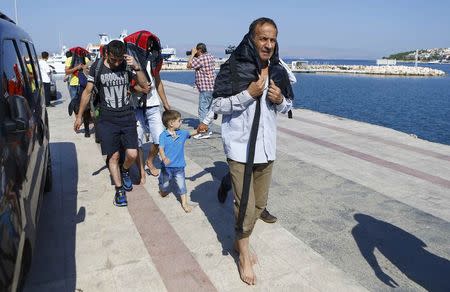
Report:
384,51,415,60
384,48,450,62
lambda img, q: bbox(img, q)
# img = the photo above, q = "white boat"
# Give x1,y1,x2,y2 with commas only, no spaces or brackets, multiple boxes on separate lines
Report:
47,46,67,74
86,30,128,60
161,46,176,60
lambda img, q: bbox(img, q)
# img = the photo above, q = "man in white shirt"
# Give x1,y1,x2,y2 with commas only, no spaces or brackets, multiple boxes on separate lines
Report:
39,51,53,107
133,61,170,184
209,18,293,285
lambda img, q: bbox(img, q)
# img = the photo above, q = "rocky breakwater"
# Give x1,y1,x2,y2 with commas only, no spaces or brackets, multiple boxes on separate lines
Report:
292,64,446,76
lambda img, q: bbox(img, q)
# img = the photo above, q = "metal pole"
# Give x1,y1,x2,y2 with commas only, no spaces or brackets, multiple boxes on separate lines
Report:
14,0,18,24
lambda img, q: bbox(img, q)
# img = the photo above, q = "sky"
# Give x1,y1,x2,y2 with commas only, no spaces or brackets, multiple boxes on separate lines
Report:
2,0,450,59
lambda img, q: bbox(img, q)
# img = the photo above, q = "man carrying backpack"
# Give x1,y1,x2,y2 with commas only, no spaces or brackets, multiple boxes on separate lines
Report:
124,31,170,182
74,40,149,207
65,48,90,100
209,18,293,285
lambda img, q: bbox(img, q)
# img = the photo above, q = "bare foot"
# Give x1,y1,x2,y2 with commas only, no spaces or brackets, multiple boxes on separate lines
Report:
234,241,258,265
159,191,169,197
140,174,146,185
238,254,256,285
182,203,192,213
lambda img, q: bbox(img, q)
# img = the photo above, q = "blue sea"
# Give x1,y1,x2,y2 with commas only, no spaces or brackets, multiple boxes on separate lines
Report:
160,60,450,146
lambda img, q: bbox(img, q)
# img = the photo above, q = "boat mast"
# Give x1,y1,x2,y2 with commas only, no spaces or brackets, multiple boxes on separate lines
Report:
14,0,18,24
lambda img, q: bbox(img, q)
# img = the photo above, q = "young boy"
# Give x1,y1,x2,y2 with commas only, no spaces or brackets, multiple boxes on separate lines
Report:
158,110,199,212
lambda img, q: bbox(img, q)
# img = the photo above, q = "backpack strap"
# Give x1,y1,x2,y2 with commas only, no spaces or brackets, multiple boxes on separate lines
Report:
90,58,103,107
70,55,75,69
94,57,103,87
135,31,144,47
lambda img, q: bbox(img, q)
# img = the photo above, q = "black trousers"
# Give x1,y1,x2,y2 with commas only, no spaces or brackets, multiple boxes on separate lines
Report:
43,82,51,106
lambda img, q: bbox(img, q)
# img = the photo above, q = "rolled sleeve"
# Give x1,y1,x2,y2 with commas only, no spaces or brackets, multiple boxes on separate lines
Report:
275,96,293,114
202,108,215,125
212,90,255,115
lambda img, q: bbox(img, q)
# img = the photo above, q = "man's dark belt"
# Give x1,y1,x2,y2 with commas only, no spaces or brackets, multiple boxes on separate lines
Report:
137,105,159,109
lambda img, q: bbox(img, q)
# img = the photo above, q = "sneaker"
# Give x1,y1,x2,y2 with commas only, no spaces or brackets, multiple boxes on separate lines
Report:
114,188,128,207
121,169,133,191
193,132,212,140
260,208,277,223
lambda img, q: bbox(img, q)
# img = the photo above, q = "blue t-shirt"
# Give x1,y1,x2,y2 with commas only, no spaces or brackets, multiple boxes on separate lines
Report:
159,129,190,167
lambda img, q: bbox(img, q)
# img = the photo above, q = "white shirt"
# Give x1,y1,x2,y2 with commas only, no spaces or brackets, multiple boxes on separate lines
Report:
143,62,160,107
39,59,51,83
211,78,292,163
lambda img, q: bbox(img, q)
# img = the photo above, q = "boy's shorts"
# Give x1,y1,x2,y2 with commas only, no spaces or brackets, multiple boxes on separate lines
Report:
135,106,164,147
158,167,187,195
97,111,138,156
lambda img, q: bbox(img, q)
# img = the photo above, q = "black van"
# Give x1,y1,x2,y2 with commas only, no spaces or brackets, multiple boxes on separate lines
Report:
0,12,52,291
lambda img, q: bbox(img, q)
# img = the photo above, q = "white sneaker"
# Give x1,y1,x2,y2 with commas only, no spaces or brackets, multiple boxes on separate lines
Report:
193,132,212,139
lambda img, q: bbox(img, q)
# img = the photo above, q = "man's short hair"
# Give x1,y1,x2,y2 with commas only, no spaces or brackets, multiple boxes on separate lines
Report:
107,40,126,57
249,17,278,38
162,110,181,128
196,43,207,53
41,51,49,59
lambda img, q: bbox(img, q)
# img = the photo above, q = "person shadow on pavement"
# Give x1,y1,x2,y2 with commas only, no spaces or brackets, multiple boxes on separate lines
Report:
352,213,450,292
188,161,236,256
23,142,85,291
182,117,200,129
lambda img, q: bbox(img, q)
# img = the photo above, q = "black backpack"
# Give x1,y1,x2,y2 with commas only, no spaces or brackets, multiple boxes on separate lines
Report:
68,58,103,116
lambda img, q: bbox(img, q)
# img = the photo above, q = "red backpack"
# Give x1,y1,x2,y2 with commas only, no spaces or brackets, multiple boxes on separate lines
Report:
68,46,90,76
123,30,163,79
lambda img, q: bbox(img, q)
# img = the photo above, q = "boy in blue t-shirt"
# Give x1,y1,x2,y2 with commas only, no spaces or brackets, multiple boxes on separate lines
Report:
159,110,199,212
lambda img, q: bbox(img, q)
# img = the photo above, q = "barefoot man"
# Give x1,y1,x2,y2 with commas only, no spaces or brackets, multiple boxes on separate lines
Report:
209,17,294,285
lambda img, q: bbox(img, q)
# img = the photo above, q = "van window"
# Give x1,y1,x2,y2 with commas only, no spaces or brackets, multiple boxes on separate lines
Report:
1,40,26,98
18,41,37,93
30,44,41,84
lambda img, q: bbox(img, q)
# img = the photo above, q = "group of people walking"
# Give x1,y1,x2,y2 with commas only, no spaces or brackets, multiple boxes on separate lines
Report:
71,17,293,285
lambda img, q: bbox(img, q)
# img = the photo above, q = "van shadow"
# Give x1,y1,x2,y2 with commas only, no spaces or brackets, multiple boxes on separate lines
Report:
352,213,450,291
24,142,84,291
188,161,236,256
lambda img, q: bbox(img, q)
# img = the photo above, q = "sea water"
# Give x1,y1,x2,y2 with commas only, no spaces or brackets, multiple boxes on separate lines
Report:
160,60,450,145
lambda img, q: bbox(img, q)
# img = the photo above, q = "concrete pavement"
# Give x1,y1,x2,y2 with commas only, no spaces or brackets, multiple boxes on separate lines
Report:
23,78,450,291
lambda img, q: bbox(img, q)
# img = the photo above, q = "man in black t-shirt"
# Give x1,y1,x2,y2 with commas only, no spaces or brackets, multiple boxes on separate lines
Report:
74,40,149,207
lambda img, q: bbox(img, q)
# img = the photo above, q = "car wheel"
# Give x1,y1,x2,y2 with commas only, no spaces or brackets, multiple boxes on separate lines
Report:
44,148,53,192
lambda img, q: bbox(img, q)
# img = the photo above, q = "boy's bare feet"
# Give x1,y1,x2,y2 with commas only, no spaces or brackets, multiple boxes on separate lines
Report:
180,195,193,213
181,203,192,213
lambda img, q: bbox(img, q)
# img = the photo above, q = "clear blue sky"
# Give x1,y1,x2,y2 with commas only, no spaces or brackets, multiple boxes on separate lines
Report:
2,0,450,59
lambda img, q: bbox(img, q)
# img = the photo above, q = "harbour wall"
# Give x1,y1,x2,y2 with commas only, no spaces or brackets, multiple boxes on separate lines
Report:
161,62,446,76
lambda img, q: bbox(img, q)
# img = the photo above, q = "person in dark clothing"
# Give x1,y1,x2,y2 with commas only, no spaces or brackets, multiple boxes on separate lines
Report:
74,40,149,207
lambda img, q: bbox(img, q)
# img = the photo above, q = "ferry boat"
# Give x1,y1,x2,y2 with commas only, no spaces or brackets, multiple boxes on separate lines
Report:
47,46,67,74
86,30,128,60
